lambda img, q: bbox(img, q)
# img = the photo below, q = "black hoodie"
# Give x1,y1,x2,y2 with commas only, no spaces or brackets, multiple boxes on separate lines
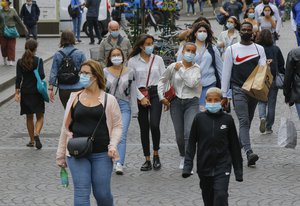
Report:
183,110,243,181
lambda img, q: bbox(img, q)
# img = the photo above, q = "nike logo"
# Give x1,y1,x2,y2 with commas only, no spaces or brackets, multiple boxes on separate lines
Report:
220,125,227,130
236,54,256,63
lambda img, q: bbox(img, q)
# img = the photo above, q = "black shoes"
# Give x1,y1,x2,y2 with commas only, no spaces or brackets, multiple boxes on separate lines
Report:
247,150,259,167
97,39,102,44
153,156,161,170
89,41,95,45
140,160,152,171
34,135,42,150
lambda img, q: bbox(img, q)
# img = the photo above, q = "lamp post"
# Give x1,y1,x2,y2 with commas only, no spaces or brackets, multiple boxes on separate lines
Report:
140,0,145,33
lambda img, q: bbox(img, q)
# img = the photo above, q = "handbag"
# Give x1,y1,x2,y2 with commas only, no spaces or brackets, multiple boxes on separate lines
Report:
67,93,108,158
278,107,297,149
138,55,156,105
1,11,19,38
275,72,284,89
164,85,176,102
33,58,49,103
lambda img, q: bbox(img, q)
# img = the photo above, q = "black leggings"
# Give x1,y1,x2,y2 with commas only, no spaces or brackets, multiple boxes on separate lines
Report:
86,16,101,42
138,87,162,157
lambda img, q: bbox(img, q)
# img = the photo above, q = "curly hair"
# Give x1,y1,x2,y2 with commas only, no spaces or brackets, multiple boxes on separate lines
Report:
186,22,214,45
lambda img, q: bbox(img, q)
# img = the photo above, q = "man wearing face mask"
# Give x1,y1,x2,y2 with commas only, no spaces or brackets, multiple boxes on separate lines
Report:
255,0,281,34
221,22,266,167
98,20,132,68
20,0,40,40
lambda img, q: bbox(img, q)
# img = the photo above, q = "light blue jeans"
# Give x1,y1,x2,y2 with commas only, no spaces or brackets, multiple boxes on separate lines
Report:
72,14,82,41
258,83,278,130
116,100,131,165
199,82,216,110
67,153,114,206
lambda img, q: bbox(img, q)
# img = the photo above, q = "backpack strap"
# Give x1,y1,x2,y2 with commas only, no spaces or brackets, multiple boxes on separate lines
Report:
58,48,77,58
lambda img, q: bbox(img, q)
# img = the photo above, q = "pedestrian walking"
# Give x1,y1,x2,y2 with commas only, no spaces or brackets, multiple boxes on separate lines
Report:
182,87,243,206
220,0,244,20
20,0,40,40
284,47,300,119
291,0,300,46
221,22,267,167
48,30,86,109
127,34,165,171
243,7,259,39
256,29,285,134
70,0,85,43
177,22,223,111
104,48,138,175
56,60,122,206
15,39,44,149
257,5,278,43
158,42,201,169
111,0,129,29
198,0,205,15
99,20,132,68
0,0,28,66
85,0,102,45
187,0,196,16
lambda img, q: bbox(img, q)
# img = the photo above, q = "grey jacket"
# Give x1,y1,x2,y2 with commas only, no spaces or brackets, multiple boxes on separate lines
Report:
99,34,132,68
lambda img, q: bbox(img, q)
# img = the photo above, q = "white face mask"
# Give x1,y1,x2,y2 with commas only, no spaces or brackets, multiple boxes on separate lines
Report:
196,32,208,41
111,56,123,66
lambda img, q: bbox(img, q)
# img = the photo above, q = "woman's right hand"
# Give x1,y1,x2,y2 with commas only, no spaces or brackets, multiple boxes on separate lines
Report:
140,97,151,107
161,98,170,111
49,90,55,103
15,93,20,102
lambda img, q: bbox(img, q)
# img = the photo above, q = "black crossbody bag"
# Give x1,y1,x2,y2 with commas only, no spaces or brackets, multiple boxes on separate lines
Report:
67,93,108,158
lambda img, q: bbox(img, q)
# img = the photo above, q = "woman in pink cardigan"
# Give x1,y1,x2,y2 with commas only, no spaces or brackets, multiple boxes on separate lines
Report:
56,60,122,206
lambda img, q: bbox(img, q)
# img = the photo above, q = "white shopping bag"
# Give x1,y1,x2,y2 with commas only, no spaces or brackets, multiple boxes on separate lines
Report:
278,107,297,149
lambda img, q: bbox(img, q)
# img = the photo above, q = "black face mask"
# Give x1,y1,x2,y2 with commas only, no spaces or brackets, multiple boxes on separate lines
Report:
240,33,252,42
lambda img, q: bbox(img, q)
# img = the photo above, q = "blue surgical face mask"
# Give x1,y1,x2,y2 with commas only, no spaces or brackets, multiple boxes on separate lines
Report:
144,45,154,55
111,31,119,38
205,102,222,113
183,52,195,63
196,32,207,41
248,13,255,19
226,22,234,30
79,74,92,88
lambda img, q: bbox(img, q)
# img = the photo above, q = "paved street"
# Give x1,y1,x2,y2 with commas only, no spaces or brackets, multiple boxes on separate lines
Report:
1,19,300,206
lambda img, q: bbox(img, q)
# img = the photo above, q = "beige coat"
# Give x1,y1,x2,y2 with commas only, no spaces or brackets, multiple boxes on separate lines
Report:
56,90,122,166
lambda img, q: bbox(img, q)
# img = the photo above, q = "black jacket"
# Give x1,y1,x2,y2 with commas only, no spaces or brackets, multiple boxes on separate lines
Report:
20,3,40,27
284,47,300,103
183,111,243,181
263,45,285,78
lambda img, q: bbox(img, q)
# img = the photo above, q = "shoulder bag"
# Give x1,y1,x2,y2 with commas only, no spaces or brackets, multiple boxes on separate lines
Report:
164,65,176,102
33,58,49,103
138,55,156,105
67,93,108,159
1,10,19,38
272,49,284,89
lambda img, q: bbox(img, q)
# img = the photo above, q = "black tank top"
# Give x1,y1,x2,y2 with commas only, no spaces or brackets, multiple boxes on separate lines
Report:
70,95,110,153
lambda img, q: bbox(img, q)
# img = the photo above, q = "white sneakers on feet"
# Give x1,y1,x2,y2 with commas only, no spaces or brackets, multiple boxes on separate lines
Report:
115,163,123,175
8,61,14,66
3,57,7,65
179,156,185,169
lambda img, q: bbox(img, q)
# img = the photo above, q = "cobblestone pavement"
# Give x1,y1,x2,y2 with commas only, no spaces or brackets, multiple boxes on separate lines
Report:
1,20,300,206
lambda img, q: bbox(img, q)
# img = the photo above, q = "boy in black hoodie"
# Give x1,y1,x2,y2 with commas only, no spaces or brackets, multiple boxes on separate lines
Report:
182,87,243,206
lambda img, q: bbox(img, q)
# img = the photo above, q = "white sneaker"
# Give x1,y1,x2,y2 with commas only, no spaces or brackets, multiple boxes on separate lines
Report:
8,61,14,66
3,57,7,65
179,157,185,169
115,163,123,175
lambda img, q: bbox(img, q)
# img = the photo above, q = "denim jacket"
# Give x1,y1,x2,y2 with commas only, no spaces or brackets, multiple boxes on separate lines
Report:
49,45,86,89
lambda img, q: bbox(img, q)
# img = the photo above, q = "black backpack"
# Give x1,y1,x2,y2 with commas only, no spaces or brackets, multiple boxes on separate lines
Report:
57,49,79,85
68,4,79,18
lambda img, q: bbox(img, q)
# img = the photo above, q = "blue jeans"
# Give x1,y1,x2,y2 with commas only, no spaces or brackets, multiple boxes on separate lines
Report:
295,103,300,120
258,83,278,130
199,82,216,109
187,1,195,13
25,24,37,40
67,153,114,206
72,14,82,41
170,97,199,156
198,0,205,12
295,31,300,47
116,100,131,165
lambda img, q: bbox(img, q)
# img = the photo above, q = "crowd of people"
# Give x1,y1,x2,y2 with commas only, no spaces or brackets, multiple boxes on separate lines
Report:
8,0,300,205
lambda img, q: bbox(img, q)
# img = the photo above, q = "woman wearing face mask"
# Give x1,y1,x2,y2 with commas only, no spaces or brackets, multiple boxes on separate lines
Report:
218,16,241,56
0,0,28,66
258,6,277,43
243,7,259,39
177,22,223,111
158,42,201,170
104,47,138,175
127,34,165,171
56,59,122,206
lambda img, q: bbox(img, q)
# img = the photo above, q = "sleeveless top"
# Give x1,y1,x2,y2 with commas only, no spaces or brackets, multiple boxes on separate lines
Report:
70,95,110,153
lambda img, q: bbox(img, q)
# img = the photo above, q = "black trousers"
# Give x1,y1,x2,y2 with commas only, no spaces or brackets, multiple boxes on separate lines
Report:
59,88,81,109
198,173,230,206
86,16,101,43
137,87,162,156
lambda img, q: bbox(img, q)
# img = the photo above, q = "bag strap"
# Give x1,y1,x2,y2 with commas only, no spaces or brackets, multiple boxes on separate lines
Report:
145,55,156,88
58,48,77,58
253,43,260,58
33,57,41,81
113,66,124,96
90,93,108,141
